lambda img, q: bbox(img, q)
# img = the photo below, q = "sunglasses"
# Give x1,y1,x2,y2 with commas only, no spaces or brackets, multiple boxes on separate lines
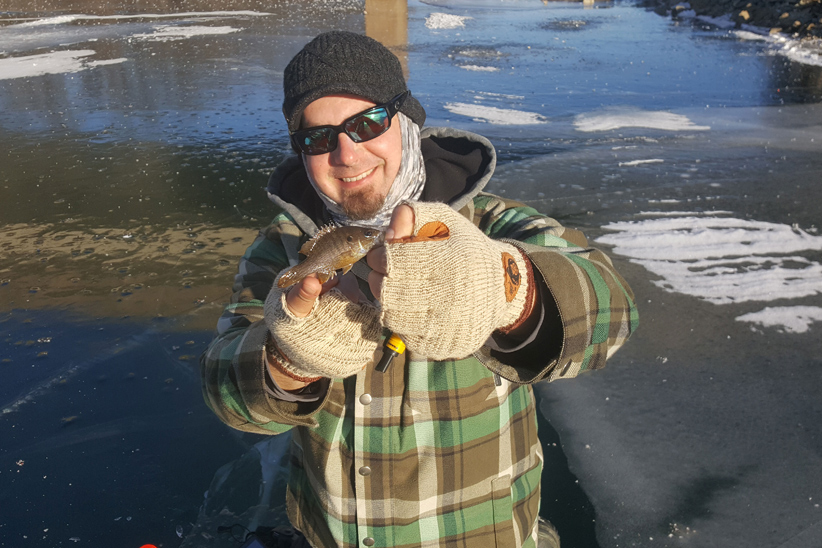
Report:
290,91,409,155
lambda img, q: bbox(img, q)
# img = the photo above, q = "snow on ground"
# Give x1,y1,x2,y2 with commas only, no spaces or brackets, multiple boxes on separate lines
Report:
425,13,471,29
131,25,240,42
618,159,664,167
0,50,128,80
736,305,822,333
458,65,500,72
596,213,822,331
574,108,711,132
730,25,822,67
444,102,547,124
9,11,270,26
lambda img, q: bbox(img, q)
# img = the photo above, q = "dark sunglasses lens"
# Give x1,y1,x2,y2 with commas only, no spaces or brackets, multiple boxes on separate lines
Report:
345,108,390,143
298,127,336,154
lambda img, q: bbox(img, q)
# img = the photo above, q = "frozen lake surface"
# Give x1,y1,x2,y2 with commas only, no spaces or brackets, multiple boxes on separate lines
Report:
1,1,822,547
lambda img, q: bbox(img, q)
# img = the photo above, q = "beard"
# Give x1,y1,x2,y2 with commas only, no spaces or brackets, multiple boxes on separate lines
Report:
340,186,387,221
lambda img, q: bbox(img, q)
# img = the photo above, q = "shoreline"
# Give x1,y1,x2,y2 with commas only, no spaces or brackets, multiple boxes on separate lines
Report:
639,0,822,39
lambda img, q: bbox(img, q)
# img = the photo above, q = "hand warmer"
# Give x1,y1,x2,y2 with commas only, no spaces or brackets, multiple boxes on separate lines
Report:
379,201,532,360
264,272,382,380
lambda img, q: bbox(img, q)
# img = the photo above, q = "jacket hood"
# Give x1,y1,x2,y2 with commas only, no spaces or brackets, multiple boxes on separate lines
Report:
265,127,496,236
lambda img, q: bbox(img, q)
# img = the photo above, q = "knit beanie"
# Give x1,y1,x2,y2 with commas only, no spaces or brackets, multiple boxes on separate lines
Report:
282,30,426,133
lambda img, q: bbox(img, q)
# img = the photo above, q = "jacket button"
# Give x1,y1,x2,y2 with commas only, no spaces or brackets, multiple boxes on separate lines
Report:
359,466,372,476
363,537,375,546
359,394,372,405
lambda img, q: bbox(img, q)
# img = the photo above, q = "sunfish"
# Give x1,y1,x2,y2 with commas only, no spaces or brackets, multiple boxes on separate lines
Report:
276,225,384,288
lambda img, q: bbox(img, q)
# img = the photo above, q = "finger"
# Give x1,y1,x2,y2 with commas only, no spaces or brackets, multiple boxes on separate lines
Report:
285,275,323,318
368,269,384,301
335,272,361,303
366,245,388,274
386,204,415,242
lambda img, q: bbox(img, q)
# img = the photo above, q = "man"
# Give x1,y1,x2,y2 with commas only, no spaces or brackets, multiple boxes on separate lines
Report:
201,30,637,548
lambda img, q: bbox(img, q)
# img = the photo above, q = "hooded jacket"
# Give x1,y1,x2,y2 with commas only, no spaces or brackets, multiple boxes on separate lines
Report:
201,127,638,548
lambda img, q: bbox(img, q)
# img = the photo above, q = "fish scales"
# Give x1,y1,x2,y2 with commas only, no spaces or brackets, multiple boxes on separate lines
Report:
276,225,383,288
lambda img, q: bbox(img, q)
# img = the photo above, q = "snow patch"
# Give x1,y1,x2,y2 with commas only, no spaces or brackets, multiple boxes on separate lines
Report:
619,159,664,167
771,36,822,68
12,11,270,26
732,30,768,41
695,14,735,29
596,215,822,309
731,27,822,67
736,306,822,333
459,65,500,72
426,13,471,30
574,108,710,132
87,58,128,68
0,50,97,80
131,25,240,42
444,103,547,125
14,15,85,27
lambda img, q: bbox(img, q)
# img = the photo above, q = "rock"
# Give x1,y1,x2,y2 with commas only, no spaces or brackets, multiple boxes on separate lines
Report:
640,0,822,38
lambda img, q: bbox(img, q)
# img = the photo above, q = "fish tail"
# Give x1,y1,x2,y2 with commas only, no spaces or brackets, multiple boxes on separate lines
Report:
276,267,301,288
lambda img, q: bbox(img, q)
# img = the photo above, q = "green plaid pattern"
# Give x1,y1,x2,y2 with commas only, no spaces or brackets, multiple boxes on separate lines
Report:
201,193,637,548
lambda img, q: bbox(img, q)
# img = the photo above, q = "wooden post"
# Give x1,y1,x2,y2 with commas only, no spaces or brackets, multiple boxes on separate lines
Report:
365,0,409,79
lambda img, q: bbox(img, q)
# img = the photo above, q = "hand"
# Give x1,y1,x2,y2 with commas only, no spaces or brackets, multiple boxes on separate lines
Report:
264,270,381,381
372,201,533,360
286,272,364,317
367,204,415,300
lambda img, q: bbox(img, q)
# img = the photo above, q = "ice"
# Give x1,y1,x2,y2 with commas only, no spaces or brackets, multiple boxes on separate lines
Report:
574,108,711,132
443,102,548,124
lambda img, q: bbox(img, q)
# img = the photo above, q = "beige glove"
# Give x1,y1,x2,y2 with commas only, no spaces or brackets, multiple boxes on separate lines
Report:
264,271,382,380
379,201,532,360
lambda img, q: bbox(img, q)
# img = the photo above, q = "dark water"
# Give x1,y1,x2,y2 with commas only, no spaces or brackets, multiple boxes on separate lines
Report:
2,1,822,547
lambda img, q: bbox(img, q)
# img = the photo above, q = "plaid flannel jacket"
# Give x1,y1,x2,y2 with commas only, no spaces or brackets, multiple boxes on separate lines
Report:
201,193,638,548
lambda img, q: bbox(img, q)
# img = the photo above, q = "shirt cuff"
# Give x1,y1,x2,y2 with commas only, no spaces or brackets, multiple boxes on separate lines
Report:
264,358,328,402
486,297,545,353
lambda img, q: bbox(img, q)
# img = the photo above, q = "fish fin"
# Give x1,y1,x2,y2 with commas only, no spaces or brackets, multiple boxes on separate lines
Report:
316,270,334,285
341,264,353,276
299,224,337,256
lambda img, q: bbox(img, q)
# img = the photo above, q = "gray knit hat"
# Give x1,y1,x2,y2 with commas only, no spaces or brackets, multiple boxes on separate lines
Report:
282,31,426,134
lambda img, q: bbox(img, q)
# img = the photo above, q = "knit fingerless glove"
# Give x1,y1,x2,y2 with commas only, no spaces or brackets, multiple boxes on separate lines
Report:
264,272,382,380
379,201,533,360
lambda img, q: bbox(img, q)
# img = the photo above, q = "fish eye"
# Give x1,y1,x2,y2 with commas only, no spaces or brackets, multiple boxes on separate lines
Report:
364,230,373,237
347,235,354,242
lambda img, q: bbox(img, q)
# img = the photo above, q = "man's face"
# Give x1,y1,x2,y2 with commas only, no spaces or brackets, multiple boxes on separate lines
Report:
301,94,403,221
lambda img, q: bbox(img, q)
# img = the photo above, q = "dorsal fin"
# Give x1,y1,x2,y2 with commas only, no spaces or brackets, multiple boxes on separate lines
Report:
299,224,337,256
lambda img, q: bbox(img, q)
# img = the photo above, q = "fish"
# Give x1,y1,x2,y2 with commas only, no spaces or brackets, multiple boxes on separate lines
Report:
277,225,384,288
